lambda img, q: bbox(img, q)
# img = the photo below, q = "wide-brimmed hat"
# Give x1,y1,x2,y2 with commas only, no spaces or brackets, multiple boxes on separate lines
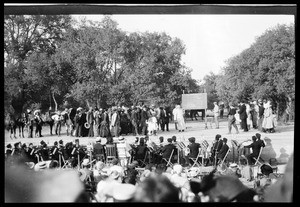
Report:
77,107,83,111
118,136,125,142
95,137,101,142
113,183,136,201
34,109,41,115
34,161,47,171
82,159,90,166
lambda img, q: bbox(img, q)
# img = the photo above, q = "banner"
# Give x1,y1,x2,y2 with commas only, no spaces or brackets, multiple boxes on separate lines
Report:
181,93,207,110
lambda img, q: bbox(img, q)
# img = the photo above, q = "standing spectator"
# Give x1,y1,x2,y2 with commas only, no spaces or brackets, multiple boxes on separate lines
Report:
252,101,259,129
130,106,139,136
86,106,95,137
238,100,248,132
246,102,252,131
262,101,275,133
173,104,186,132
94,108,101,137
227,102,239,134
26,109,34,138
110,107,120,138
34,110,43,138
219,102,225,119
100,108,110,138
74,108,82,137
52,111,63,137
140,106,149,136
213,102,219,129
257,99,265,132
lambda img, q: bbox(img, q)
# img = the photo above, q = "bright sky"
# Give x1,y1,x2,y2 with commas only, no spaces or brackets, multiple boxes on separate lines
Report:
72,14,294,81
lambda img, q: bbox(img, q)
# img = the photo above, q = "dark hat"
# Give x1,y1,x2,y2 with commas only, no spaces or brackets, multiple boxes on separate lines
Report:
75,139,79,143
40,140,46,145
223,138,228,143
188,137,196,142
14,142,20,147
7,144,12,148
260,164,273,176
172,136,177,141
255,133,261,139
252,136,257,141
59,140,63,144
22,143,27,148
54,141,58,145
159,136,164,141
167,138,173,143
215,134,221,140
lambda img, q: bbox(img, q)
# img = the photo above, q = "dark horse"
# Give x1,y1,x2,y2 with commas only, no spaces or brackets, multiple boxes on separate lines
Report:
186,109,205,121
15,113,27,138
5,113,17,139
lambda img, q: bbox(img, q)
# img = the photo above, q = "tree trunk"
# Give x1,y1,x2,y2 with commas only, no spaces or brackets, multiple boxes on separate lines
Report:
52,92,58,112
86,99,90,109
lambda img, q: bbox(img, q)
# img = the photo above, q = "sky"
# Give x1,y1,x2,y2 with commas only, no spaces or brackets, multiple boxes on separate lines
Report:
72,14,294,82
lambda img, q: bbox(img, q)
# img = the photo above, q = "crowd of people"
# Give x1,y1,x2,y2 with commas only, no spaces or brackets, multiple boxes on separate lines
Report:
5,103,189,140
210,99,278,134
5,128,292,203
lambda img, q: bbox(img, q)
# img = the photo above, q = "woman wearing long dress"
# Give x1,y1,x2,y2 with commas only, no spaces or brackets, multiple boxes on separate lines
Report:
262,101,275,133
173,105,186,132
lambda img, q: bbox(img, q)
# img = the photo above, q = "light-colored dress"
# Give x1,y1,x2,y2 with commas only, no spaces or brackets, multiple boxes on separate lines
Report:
173,106,186,131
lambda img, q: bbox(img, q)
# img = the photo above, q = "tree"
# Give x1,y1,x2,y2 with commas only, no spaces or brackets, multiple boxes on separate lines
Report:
4,15,72,113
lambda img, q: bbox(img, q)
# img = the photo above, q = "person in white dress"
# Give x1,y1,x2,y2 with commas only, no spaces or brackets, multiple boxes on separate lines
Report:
173,104,186,132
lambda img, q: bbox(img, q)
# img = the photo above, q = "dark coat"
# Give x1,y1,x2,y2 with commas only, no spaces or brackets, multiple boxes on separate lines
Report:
245,140,264,157
161,143,176,159
217,143,229,160
188,142,201,158
239,104,248,120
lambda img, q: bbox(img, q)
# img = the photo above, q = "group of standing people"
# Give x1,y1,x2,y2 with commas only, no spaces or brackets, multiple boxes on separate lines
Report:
225,99,277,134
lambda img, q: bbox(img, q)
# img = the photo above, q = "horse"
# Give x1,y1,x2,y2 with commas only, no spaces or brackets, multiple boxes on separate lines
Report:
5,113,17,139
41,112,55,135
15,113,27,138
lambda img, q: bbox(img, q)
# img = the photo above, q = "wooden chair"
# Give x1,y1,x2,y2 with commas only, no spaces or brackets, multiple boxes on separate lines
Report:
163,149,175,167
189,150,203,168
105,144,117,165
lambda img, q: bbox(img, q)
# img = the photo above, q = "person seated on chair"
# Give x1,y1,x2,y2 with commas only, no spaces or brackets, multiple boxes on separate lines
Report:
135,138,148,162
187,137,201,166
216,138,229,165
161,138,176,164
243,136,264,165
255,133,265,148
207,134,223,166
93,137,106,162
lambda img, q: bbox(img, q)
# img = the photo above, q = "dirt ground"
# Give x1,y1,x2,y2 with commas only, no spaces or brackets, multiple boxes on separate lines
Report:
5,118,294,173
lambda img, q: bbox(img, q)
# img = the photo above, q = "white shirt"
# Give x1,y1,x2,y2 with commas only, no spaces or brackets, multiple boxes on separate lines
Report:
213,105,219,114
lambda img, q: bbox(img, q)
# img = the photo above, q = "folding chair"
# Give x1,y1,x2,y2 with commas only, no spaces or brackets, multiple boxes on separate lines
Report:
163,149,175,167
219,149,231,166
253,147,264,165
105,144,117,165
189,150,203,168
